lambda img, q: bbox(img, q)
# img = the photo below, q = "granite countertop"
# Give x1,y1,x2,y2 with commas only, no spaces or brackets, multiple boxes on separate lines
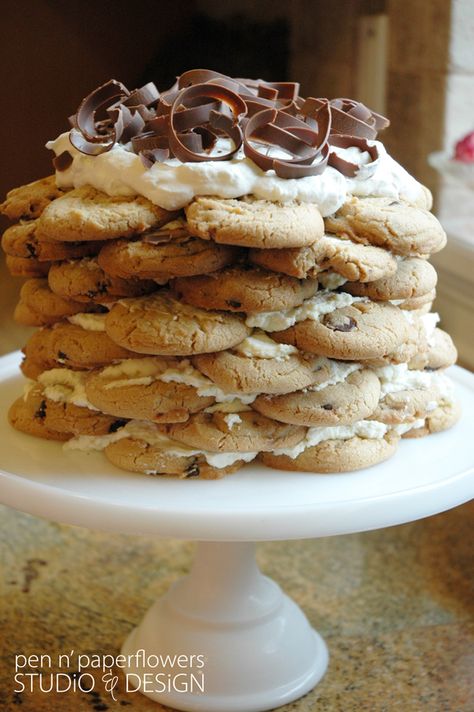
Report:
0,501,472,711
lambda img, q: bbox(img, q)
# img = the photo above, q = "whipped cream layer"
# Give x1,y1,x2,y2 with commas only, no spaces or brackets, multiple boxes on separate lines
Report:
100,357,258,405
246,290,366,332
67,313,108,331
375,363,454,401
48,133,427,214
65,419,257,469
274,419,388,459
37,369,97,410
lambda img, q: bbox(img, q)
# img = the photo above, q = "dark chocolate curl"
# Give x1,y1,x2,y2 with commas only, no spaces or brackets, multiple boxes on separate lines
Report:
328,134,379,178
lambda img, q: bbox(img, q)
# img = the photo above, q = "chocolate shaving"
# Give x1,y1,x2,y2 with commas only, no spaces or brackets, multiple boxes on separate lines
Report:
60,70,390,179
53,150,73,171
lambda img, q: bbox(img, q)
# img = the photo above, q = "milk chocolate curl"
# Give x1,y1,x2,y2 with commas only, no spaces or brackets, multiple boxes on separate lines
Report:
330,98,389,138
243,101,330,178
328,135,379,178
70,79,129,154
168,83,247,162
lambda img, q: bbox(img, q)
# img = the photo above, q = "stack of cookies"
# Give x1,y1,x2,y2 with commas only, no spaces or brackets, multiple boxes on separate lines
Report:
1,70,460,479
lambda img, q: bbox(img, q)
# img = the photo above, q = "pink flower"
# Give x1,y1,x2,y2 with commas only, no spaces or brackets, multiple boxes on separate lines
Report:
454,131,474,162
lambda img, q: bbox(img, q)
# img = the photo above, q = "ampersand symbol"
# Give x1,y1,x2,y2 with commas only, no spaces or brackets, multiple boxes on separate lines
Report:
102,669,119,702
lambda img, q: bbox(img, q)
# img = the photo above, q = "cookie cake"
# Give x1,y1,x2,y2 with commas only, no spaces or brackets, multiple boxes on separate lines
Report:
1,69,460,478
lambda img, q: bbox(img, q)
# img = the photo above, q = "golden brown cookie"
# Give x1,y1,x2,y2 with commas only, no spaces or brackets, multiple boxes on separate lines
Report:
192,345,319,396
105,292,251,356
260,427,399,472
172,266,318,313
253,369,380,426
2,220,103,262
8,392,72,442
324,197,446,256
0,175,63,221
344,258,437,301
84,358,215,423
407,328,458,371
249,233,398,282
104,435,248,479
168,411,306,453
36,185,178,242
97,220,241,279
272,301,410,360
48,257,157,302
21,381,126,436
6,254,52,278
22,322,140,373
402,400,461,438
14,279,101,327
186,196,324,248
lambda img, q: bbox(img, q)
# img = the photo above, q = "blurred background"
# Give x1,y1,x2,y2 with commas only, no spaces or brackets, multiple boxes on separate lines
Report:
1,0,473,364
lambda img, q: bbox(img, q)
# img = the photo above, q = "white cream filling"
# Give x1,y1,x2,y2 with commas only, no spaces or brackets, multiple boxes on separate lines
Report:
393,418,425,435
223,413,242,430
48,133,428,214
37,369,98,410
64,419,256,468
317,272,348,290
233,331,298,359
306,358,361,392
158,360,257,404
402,311,440,345
99,357,257,405
274,419,388,459
67,313,107,332
374,364,455,409
245,290,366,332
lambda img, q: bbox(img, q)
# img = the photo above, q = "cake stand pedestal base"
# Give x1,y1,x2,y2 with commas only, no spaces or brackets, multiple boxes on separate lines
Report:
121,542,328,712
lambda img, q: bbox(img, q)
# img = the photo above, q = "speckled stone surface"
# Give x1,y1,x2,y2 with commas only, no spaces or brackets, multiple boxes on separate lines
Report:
0,501,473,711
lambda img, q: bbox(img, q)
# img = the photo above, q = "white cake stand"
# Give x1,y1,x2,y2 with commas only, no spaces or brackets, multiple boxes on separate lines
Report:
1,351,473,712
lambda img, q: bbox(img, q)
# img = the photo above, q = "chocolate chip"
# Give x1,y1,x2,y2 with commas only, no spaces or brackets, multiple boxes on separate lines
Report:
34,400,47,420
26,242,37,257
97,281,109,295
423,366,439,372
94,304,109,314
322,403,333,410
226,299,242,308
57,350,68,361
108,419,127,433
185,462,200,478
326,316,357,332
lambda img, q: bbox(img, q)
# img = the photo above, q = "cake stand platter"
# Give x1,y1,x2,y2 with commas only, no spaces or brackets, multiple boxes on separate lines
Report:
1,351,473,712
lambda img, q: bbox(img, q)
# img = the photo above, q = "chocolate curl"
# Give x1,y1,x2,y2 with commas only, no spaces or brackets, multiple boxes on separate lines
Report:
328,134,379,178
243,101,331,178
122,82,160,108
330,98,389,139
139,148,170,168
168,83,247,162
69,79,129,154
